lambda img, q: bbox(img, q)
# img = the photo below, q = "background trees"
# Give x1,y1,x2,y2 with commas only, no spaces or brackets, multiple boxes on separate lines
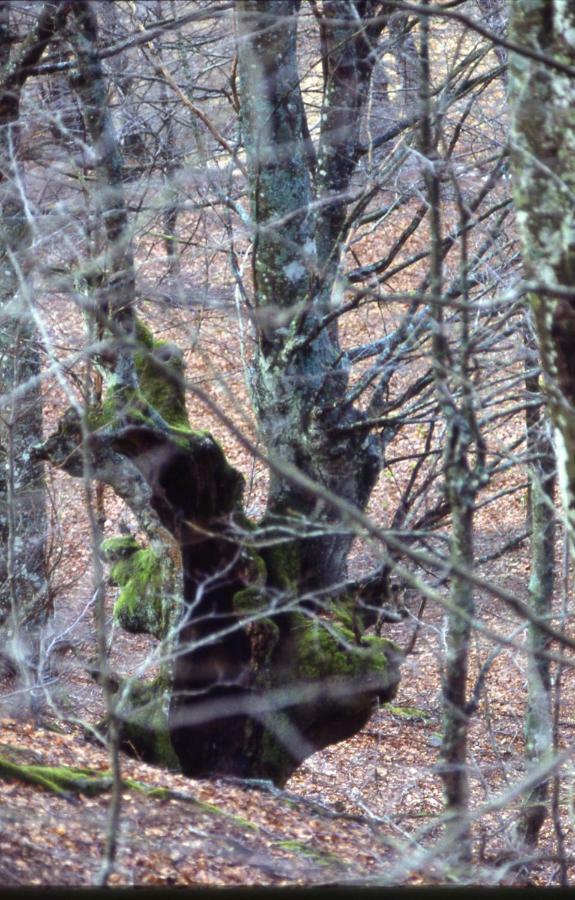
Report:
1,0,575,887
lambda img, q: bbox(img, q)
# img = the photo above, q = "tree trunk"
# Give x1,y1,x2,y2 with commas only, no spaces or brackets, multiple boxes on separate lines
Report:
114,421,400,785
509,1,575,543
37,0,402,784
0,1,67,665
515,317,556,851
509,0,574,859
236,0,385,590
418,4,485,866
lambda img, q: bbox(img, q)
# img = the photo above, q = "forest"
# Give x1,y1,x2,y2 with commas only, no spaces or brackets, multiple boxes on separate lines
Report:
0,0,575,888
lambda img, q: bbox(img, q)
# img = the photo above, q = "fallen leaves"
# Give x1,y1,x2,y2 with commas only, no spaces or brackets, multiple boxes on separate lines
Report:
0,716,389,887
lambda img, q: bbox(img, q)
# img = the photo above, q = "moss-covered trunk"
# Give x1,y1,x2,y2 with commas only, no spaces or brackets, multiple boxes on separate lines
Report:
38,1,403,784
113,422,400,785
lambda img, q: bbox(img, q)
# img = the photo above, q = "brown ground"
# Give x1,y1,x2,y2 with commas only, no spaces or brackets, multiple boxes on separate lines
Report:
1,228,575,887
1,574,574,887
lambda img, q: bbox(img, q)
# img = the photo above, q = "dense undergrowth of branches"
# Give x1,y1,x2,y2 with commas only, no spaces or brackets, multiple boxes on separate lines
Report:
1,0,575,887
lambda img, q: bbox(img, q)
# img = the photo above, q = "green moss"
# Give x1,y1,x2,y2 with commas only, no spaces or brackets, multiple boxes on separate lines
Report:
118,686,180,771
361,633,400,669
255,617,280,644
289,614,395,683
125,771,258,827
250,613,400,783
0,757,113,796
91,316,194,438
190,803,259,830
274,839,342,866
276,839,305,852
125,780,171,799
262,540,300,591
105,674,180,771
134,344,187,430
292,616,356,681
103,535,181,641
383,704,430,721
100,535,139,561
233,586,267,614
105,540,169,639
134,317,155,349
331,595,355,630
0,754,260,827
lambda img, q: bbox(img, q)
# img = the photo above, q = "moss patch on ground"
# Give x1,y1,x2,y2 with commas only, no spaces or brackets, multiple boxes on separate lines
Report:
274,839,343,867
384,704,431,721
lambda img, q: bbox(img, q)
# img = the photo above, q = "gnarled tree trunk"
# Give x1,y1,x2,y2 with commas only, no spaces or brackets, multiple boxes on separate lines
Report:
113,420,401,785
39,0,402,785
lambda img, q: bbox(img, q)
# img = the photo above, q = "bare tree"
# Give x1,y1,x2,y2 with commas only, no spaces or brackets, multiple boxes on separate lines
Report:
0,0,69,689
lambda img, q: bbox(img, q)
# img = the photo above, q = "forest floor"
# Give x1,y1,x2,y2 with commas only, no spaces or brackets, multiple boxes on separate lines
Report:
2,561,575,887
2,273,575,888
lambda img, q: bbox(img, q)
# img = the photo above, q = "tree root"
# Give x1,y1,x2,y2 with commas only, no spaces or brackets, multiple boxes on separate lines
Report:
0,756,113,797
0,751,257,828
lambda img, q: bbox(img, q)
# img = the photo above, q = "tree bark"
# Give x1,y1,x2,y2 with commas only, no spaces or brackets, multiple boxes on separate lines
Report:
236,0,386,590
509,1,575,544
36,0,402,784
514,317,556,851
113,420,400,785
418,2,486,867
0,1,69,657
508,0,574,859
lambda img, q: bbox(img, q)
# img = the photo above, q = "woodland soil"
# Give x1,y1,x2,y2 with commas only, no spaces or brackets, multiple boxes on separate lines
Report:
1,288,574,887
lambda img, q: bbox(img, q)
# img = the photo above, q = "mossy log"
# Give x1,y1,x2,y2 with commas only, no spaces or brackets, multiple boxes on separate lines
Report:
0,752,255,825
